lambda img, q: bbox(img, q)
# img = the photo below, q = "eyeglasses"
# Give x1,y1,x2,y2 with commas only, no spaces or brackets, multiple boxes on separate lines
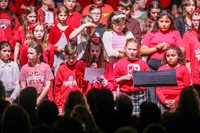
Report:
90,12,101,16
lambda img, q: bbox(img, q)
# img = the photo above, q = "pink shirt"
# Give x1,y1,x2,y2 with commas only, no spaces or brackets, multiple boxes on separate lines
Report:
112,32,127,49
142,30,184,60
19,62,54,94
156,64,190,104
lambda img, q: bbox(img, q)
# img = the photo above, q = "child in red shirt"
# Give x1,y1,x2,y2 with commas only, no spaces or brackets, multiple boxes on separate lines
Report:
75,36,116,94
54,44,81,114
64,0,81,29
114,38,149,116
17,22,54,68
14,6,37,64
156,46,190,113
0,0,20,60
37,0,55,30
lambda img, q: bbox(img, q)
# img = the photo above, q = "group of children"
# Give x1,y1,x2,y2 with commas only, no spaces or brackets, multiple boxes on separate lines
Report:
0,0,200,116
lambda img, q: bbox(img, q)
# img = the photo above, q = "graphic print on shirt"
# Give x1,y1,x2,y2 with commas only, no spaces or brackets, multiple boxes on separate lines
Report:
0,19,10,30
194,48,200,61
63,76,77,89
127,64,141,74
27,70,45,85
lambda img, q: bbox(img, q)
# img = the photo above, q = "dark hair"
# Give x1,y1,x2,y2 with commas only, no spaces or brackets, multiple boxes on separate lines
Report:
89,4,102,13
29,43,45,62
81,36,105,68
0,80,5,99
0,0,16,30
162,46,185,65
107,11,127,33
64,44,78,55
152,10,175,32
118,0,133,8
0,41,11,50
147,0,163,19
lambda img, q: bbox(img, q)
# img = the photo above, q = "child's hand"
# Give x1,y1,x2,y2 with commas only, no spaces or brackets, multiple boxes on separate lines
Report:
83,22,97,28
20,4,27,10
97,76,108,87
91,63,97,68
165,100,176,108
115,48,125,53
5,97,14,104
122,74,133,81
57,46,64,52
156,42,169,51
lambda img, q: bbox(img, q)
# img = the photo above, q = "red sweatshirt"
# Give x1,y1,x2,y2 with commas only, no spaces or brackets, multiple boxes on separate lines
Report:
75,60,117,94
156,64,190,104
54,61,82,109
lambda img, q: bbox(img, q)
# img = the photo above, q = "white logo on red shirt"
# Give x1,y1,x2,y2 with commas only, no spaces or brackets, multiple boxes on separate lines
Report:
194,48,200,61
0,19,11,30
127,64,140,74
27,70,44,85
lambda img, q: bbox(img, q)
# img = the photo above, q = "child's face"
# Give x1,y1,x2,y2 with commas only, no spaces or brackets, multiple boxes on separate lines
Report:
83,26,95,36
0,46,11,63
58,12,68,23
43,0,53,6
65,53,78,65
34,25,45,41
0,0,9,10
90,45,101,59
112,19,126,33
27,48,40,62
150,8,161,21
64,0,76,11
166,49,179,67
136,0,147,9
125,42,138,60
185,0,195,15
90,8,101,23
158,15,171,32
192,15,200,30
27,12,37,23
118,6,131,17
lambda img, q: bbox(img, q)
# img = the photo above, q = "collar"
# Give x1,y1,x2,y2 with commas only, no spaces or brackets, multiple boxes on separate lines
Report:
0,59,12,68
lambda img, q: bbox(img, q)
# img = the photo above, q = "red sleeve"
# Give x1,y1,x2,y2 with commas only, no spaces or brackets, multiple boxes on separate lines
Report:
175,30,184,48
186,38,193,62
48,26,58,51
54,67,63,108
37,9,45,23
10,16,20,49
48,44,54,68
141,30,152,47
192,67,200,84
103,62,117,91
0,27,7,41
64,26,74,40
75,60,88,93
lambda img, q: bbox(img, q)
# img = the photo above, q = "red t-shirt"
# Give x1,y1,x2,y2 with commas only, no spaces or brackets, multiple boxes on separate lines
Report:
114,57,150,92
66,11,81,29
142,29,184,60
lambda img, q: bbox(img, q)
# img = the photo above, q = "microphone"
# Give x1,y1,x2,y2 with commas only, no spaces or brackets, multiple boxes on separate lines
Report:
92,55,97,63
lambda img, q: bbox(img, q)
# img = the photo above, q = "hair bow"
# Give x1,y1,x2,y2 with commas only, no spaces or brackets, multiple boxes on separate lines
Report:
92,37,100,43
192,8,200,14
28,22,37,31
